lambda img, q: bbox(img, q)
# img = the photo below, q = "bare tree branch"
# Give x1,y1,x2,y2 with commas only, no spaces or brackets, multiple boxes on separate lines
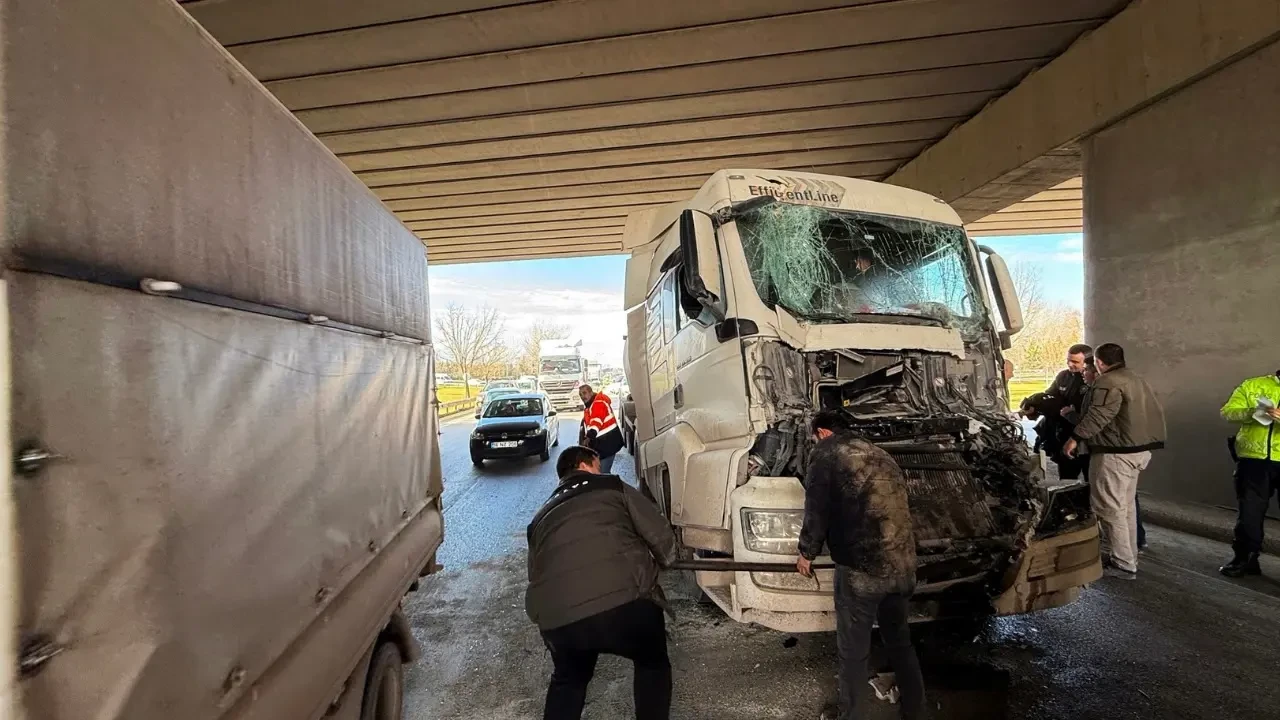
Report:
519,320,570,377
434,304,506,397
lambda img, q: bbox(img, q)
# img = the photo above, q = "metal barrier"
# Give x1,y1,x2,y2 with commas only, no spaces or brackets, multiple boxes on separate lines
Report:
438,398,477,418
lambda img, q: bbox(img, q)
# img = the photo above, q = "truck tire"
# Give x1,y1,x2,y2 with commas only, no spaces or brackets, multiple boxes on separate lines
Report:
360,641,404,720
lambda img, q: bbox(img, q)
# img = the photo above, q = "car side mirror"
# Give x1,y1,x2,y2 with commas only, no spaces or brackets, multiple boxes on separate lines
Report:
678,209,725,321
978,245,1024,339
548,410,557,417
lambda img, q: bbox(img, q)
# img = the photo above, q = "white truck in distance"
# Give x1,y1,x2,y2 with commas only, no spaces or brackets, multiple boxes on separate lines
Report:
539,339,588,410
622,169,1102,632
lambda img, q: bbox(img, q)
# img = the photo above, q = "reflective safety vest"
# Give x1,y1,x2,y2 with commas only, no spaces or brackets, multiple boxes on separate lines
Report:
1221,374,1280,461
583,392,623,458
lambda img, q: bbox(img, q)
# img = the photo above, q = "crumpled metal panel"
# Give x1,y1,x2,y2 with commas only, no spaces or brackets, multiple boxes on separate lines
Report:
2,0,430,339
11,274,440,720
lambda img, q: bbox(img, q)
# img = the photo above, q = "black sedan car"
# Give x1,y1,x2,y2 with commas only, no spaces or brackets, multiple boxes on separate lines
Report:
470,393,560,466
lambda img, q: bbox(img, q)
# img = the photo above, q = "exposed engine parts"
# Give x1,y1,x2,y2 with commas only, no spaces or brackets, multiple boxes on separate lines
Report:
745,339,1065,600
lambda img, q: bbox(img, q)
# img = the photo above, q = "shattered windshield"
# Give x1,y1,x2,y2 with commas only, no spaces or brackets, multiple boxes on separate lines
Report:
735,203,987,335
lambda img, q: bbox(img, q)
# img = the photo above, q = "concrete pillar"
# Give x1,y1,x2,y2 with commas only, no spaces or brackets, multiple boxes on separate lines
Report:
1083,38,1280,511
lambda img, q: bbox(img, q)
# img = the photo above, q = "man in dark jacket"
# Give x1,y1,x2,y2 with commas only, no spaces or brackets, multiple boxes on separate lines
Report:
796,411,924,720
527,446,678,720
1063,343,1166,580
1036,343,1093,479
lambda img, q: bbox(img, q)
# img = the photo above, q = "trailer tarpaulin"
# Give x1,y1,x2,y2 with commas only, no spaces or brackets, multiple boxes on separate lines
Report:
2,0,431,339
11,273,442,719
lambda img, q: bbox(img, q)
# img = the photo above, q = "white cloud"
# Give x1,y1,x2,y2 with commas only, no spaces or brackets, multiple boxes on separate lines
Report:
1052,251,1084,264
429,277,627,365
1058,236,1084,251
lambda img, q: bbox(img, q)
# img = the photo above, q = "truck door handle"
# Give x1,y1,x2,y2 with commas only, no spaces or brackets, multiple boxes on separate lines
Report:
673,384,684,408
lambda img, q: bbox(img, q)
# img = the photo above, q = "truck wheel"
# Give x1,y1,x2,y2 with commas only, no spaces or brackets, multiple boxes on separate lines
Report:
360,642,404,720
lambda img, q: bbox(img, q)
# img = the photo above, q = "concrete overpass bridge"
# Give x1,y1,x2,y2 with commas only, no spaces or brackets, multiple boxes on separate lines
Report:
177,0,1130,264
14,0,1280,542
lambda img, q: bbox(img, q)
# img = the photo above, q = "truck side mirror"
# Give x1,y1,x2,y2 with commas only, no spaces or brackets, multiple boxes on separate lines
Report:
978,246,1024,340
678,209,724,320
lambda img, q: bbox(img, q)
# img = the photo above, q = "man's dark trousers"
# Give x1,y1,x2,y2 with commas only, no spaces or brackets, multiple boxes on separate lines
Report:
834,566,925,720
1233,458,1280,555
541,598,671,720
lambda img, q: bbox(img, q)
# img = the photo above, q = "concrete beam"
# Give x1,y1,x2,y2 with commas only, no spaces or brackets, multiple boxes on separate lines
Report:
430,242,623,265
354,118,958,186
416,218,626,240
383,160,895,212
230,0,878,81
889,0,1280,218
265,0,1122,109
323,62,1036,154
296,23,1089,133
179,0,526,46
371,151,914,200
341,93,993,172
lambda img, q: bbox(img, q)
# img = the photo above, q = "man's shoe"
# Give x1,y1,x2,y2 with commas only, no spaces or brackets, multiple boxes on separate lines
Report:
1220,553,1262,578
1103,565,1137,581
818,704,841,720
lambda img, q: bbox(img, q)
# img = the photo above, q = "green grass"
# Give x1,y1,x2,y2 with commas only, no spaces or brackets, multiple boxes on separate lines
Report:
1007,379,1048,411
436,384,471,403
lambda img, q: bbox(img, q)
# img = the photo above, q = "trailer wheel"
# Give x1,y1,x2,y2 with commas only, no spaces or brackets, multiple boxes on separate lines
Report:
360,641,404,720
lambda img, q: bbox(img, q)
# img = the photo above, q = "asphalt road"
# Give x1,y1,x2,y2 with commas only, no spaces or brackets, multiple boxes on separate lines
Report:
404,415,1280,720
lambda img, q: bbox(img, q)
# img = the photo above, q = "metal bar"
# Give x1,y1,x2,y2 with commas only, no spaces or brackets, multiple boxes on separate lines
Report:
667,559,835,573
8,254,427,345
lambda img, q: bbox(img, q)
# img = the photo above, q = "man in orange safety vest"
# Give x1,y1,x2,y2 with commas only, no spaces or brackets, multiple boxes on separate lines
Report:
578,384,624,474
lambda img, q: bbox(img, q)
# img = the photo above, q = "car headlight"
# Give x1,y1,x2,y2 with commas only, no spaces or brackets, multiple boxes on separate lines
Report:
740,509,804,555
526,429,543,437
470,431,483,440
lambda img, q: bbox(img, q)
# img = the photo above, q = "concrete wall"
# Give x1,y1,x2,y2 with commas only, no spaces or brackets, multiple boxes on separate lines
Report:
1083,38,1280,510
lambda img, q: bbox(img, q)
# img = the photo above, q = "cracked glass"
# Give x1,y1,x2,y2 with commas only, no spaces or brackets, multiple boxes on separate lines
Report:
735,203,987,337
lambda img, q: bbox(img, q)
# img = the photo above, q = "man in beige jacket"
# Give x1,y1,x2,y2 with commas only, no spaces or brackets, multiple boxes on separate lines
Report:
1063,343,1166,579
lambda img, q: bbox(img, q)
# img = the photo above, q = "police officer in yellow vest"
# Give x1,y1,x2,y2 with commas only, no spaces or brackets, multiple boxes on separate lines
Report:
1219,371,1280,577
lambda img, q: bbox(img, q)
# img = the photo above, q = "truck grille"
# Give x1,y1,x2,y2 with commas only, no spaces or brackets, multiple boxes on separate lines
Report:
893,451,995,542
541,380,578,393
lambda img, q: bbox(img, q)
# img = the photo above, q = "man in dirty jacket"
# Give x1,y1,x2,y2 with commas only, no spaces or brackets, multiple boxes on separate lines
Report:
797,411,925,720
526,445,679,720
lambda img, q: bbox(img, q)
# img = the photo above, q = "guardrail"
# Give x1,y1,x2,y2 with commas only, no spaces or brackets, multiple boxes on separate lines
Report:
439,398,477,418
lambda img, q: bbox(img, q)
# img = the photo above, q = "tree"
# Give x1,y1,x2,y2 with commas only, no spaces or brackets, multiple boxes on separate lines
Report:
434,304,506,397
1003,261,1083,376
518,320,571,377
1010,260,1047,329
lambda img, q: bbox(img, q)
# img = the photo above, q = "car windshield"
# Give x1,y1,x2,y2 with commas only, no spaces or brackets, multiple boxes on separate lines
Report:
541,359,581,374
484,398,543,418
735,203,987,336
485,381,515,390
485,388,519,398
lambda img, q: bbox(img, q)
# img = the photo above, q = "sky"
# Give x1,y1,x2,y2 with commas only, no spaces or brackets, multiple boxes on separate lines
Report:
428,233,1085,367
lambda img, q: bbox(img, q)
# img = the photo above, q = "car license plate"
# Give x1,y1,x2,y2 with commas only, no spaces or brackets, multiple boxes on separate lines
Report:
491,441,519,448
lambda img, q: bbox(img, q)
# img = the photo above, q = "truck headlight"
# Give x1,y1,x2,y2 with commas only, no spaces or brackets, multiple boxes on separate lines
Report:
741,509,804,555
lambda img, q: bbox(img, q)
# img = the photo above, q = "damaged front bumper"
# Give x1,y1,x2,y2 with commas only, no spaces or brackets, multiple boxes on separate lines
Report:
700,477,1102,633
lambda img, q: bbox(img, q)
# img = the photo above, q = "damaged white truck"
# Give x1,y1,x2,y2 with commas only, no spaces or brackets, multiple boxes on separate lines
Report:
622,170,1101,632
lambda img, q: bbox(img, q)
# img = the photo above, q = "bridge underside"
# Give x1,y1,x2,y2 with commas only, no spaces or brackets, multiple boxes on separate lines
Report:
180,0,1123,263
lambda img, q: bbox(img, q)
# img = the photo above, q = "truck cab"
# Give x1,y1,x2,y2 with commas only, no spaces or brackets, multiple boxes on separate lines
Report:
622,169,1101,632
539,339,588,410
